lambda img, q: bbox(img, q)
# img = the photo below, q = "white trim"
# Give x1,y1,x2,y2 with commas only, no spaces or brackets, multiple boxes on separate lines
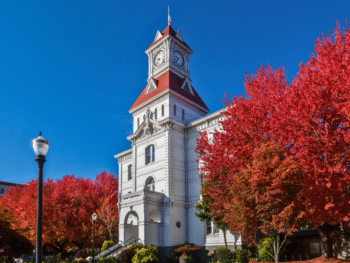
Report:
145,78,158,94
114,148,132,159
180,78,194,95
154,30,162,41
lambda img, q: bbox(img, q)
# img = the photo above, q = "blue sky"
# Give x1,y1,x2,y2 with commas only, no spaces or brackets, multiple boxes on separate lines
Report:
1,0,349,184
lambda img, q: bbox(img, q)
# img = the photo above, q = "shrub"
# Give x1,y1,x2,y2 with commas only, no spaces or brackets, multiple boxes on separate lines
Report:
76,249,88,259
147,244,159,257
235,248,252,263
258,237,274,262
168,252,180,263
87,248,101,257
45,253,63,263
129,244,145,254
215,247,234,263
173,243,201,254
131,248,158,263
102,241,116,253
98,257,119,263
74,258,88,263
117,248,134,263
0,256,15,263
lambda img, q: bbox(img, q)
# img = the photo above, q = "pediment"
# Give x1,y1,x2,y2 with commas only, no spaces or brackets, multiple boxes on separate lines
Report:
133,121,163,141
128,109,163,142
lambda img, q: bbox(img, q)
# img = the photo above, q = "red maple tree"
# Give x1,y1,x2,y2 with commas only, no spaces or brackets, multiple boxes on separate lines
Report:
196,66,306,263
285,22,350,258
196,22,350,260
0,171,119,253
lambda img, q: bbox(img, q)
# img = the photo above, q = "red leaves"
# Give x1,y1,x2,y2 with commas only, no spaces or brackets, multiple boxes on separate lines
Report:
0,171,118,252
196,22,350,257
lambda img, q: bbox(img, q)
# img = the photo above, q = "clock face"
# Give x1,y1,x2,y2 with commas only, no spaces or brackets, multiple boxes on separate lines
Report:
173,50,184,67
154,50,165,67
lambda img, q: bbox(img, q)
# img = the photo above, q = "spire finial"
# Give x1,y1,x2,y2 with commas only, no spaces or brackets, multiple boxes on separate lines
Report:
39,131,42,136
168,6,171,26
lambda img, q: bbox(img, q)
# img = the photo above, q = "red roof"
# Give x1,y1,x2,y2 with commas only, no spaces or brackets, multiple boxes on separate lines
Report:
146,25,191,51
129,71,209,112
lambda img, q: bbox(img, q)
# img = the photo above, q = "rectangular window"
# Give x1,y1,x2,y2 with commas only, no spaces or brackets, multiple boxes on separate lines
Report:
152,146,155,162
0,188,4,194
206,219,212,235
214,225,219,234
128,165,132,180
146,147,150,164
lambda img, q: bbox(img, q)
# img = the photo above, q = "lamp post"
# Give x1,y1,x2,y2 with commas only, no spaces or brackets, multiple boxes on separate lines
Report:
32,132,49,263
92,213,97,263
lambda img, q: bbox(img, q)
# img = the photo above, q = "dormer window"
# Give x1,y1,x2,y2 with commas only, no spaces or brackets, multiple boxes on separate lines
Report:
145,145,155,165
182,109,185,120
155,108,157,120
137,118,140,128
174,105,177,116
161,105,164,116
183,82,191,93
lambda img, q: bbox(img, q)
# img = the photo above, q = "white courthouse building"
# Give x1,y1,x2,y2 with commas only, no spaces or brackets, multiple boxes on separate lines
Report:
114,22,242,253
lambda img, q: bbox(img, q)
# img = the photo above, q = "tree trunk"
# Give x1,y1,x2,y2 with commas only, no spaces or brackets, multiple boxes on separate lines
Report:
271,233,288,263
222,228,228,248
316,224,337,259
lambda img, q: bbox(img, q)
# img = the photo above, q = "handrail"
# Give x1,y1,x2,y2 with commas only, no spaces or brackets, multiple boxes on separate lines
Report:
91,237,142,261
121,237,142,247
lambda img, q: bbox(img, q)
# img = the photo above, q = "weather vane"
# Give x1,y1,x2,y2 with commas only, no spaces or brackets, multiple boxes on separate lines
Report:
168,6,171,26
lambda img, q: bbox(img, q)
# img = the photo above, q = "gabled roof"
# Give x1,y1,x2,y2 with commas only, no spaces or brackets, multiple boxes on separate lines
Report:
129,71,209,112
146,25,191,52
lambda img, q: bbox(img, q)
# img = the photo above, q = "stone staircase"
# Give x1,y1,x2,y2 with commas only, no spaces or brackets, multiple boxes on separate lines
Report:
88,237,142,261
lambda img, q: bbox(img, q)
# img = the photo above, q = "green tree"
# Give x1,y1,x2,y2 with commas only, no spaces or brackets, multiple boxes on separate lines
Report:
195,183,229,248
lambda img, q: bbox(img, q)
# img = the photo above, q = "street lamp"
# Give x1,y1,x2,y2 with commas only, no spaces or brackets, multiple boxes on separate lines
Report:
32,132,49,263
92,213,97,263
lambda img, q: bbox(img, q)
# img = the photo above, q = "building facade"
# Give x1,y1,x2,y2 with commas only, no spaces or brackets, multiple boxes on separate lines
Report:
114,23,241,252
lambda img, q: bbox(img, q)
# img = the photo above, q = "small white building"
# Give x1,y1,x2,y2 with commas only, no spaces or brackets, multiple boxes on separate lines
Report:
0,181,21,197
114,23,242,254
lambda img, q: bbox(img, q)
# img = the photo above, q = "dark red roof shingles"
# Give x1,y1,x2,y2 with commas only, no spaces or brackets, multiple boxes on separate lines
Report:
129,71,209,112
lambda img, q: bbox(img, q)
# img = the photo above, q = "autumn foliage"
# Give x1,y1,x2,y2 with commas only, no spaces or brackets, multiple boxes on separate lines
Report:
0,202,34,257
0,171,118,253
196,22,350,260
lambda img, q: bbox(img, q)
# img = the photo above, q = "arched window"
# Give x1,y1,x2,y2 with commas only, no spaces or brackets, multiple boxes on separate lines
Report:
182,109,185,120
155,108,157,120
128,164,132,180
174,104,177,116
145,145,155,164
145,177,155,191
161,105,164,116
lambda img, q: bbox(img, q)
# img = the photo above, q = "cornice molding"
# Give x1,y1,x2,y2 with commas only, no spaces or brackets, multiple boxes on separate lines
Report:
114,148,133,160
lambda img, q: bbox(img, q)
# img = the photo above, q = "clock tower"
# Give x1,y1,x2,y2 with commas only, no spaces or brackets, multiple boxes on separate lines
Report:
146,24,192,80
115,16,241,259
